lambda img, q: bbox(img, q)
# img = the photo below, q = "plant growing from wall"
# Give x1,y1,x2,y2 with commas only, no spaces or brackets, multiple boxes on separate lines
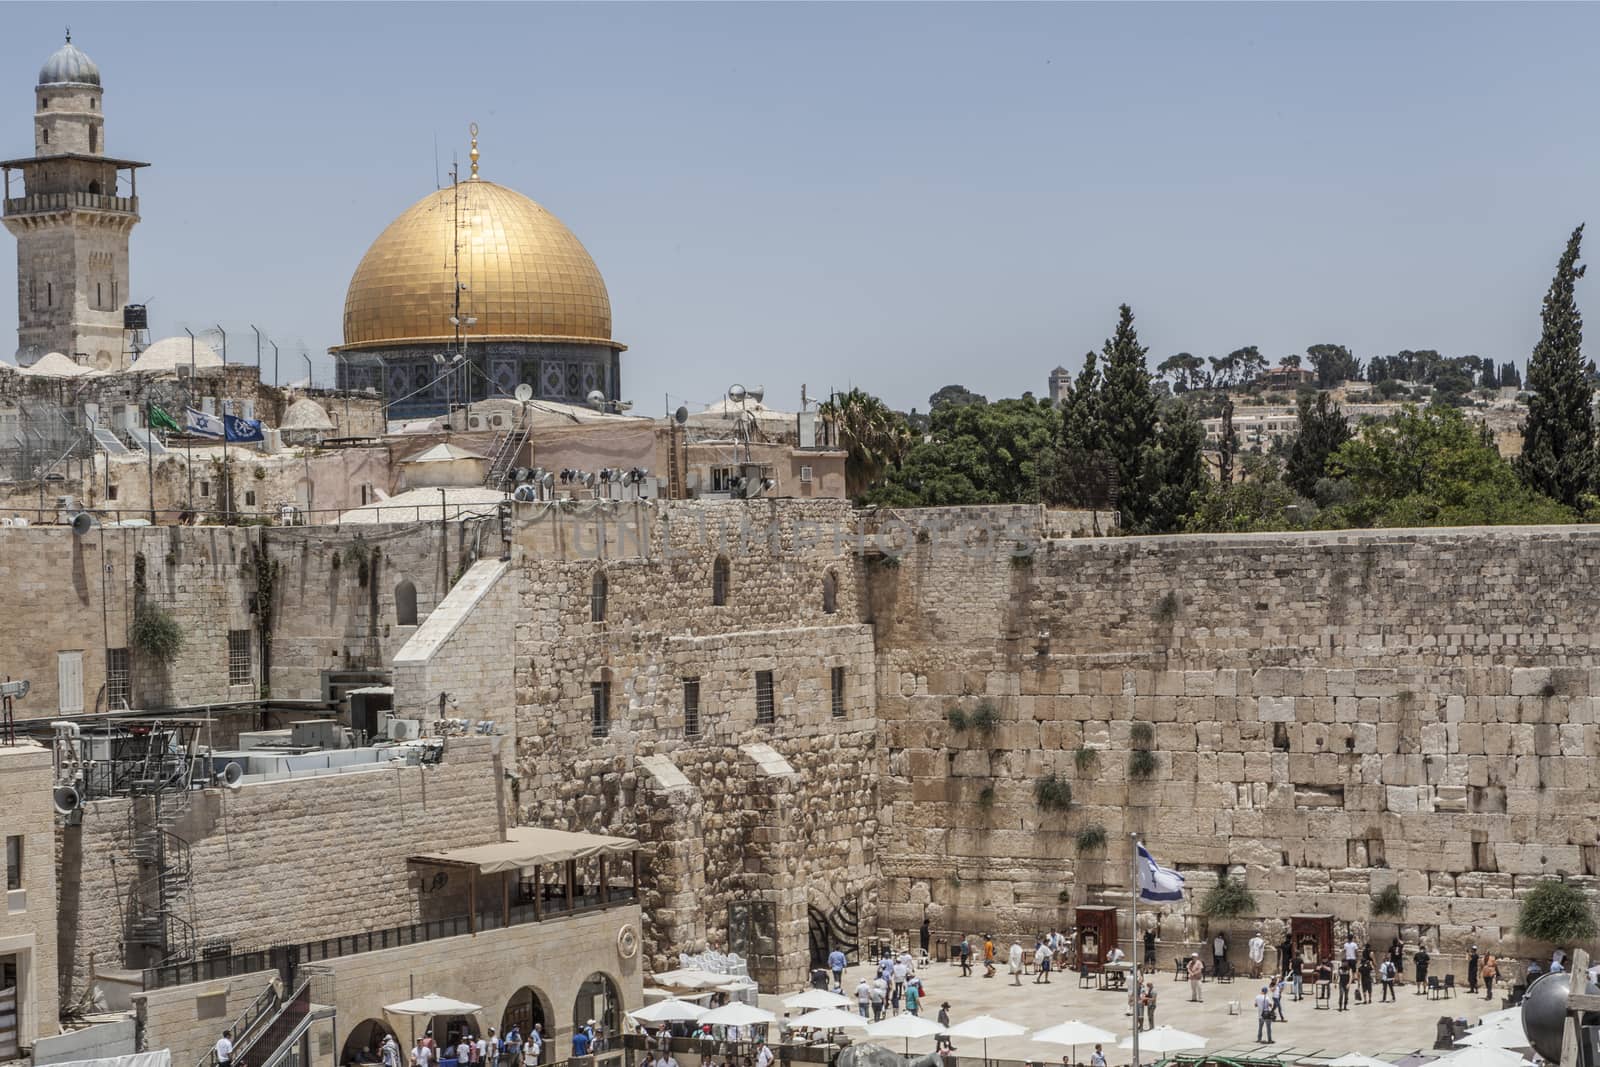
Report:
1130,722,1154,748
946,705,968,730
1128,749,1159,779
130,602,183,664
1034,774,1072,812
1154,590,1180,622
1074,746,1100,773
1371,883,1404,918
967,699,1000,733
1075,824,1107,854
244,540,281,699
978,784,996,810
1518,878,1598,944
1010,549,1035,569
1199,875,1256,919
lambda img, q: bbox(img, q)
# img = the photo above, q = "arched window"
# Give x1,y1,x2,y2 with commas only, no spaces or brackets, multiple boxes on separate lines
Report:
88,181,101,196
395,580,418,626
590,571,608,623
712,556,729,606
822,571,838,615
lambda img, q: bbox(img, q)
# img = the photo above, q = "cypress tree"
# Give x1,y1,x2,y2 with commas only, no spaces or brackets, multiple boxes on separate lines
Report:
1285,392,1352,498
1099,305,1161,528
1519,225,1594,508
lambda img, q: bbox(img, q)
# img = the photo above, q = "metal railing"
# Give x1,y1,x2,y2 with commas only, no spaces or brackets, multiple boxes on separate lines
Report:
0,503,505,529
142,888,637,991
4,191,139,215
193,978,282,1067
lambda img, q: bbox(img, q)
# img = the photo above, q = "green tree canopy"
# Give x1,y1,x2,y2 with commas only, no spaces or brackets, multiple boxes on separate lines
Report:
866,395,1058,507
1518,224,1595,509
1307,343,1361,388
1099,305,1163,530
1285,392,1353,498
929,384,988,411
818,388,911,500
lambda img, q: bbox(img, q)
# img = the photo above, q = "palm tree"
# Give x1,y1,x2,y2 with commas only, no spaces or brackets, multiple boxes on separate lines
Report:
819,388,910,498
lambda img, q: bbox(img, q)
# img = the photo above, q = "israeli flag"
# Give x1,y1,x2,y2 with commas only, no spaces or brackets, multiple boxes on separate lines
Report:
1137,842,1186,902
185,407,224,438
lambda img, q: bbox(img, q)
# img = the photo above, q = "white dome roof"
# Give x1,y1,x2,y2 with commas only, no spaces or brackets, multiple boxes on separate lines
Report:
132,337,223,372
281,398,334,430
19,352,96,378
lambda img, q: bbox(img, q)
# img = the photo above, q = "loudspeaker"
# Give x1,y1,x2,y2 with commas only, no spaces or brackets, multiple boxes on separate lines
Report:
53,784,81,815
216,762,244,789
71,511,97,536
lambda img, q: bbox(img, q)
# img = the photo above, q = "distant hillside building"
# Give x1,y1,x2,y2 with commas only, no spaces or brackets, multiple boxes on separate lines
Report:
1048,365,1071,406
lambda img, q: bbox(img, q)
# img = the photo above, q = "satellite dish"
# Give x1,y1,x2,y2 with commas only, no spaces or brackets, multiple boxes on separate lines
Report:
749,385,765,404
514,383,533,402
727,384,747,403
586,389,606,410
1524,972,1599,1063
216,762,245,789
674,406,688,425
53,784,81,815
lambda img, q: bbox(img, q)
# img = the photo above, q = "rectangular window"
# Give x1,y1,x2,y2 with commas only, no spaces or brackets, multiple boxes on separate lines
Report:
831,666,846,718
57,650,83,713
591,680,611,738
107,484,118,500
710,466,738,492
684,678,701,738
755,670,775,726
5,835,20,891
227,630,251,686
106,647,130,709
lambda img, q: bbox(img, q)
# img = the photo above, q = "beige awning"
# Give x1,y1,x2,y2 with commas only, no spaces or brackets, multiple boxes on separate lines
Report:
409,826,639,874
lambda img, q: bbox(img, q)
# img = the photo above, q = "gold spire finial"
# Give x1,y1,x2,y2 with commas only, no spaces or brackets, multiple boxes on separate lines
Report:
469,122,480,181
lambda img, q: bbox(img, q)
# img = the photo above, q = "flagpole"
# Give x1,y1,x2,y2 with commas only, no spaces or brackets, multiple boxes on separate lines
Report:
1130,832,1141,1067
146,399,155,523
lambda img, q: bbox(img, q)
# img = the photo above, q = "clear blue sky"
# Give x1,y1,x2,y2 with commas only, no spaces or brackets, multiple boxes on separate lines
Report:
2,2,1597,413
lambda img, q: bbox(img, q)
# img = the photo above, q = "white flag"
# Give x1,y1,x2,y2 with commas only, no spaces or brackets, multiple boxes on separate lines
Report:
1137,842,1185,902
185,407,224,439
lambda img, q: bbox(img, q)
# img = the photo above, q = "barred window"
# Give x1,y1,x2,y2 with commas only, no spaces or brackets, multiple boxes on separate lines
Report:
822,571,838,615
831,666,846,718
684,678,701,738
591,680,611,738
227,630,251,686
106,647,131,709
591,571,608,623
755,670,775,726
712,556,729,606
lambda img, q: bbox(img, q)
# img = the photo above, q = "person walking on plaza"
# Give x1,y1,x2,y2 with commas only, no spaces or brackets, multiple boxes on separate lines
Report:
1379,956,1397,1002
1009,941,1025,986
1279,935,1294,976
1213,931,1228,979
959,936,973,976
1358,954,1374,1005
1343,935,1359,969
1188,952,1204,1002
921,916,932,960
1414,945,1430,994
938,1003,951,1029
1255,987,1275,1043
1144,927,1157,967
1142,979,1157,1032
1337,962,1351,1011
829,947,847,991
1090,1046,1106,1067
905,976,921,1017
856,978,871,1018
1271,976,1286,1021
1482,953,1498,1001
1249,931,1265,980
870,975,887,1020
1290,956,1304,1002
1467,945,1480,993
984,934,997,978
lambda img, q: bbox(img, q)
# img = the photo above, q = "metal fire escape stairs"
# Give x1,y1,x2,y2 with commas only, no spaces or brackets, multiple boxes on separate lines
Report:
122,771,197,966
483,409,532,490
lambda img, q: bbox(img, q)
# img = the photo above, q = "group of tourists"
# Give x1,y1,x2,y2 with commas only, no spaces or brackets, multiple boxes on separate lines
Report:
852,948,932,1017
404,1024,548,1067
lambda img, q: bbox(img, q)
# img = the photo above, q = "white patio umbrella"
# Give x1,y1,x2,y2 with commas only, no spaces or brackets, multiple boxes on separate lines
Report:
385,994,483,1016
628,999,707,1024
783,989,853,1010
1327,1055,1398,1067
1455,1025,1532,1051
700,1003,777,1027
1033,1021,1119,1066
946,1014,1028,1066
1430,1046,1533,1067
866,1014,945,1054
654,968,732,989
786,1007,871,1031
1118,1027,1207,1054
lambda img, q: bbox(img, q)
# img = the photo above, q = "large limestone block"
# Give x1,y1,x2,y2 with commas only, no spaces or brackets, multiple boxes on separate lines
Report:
1258,695,1295,722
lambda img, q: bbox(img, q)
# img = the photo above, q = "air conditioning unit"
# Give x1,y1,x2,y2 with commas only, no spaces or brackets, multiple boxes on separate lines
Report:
384,717,422,741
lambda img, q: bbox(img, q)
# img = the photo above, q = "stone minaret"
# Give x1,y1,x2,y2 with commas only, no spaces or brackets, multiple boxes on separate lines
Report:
1,33,146,368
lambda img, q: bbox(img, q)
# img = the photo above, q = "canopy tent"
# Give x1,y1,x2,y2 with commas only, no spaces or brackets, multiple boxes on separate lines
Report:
1032,1020,1119,1065
785,1008,870,1031
1430,1047,1534,1067
654,968,738,990
945,1014,1027,1067
385,994,483,1016
410,826,638,873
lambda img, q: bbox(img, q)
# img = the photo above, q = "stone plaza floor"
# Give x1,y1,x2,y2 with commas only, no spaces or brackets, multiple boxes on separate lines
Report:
766,962,1509,1066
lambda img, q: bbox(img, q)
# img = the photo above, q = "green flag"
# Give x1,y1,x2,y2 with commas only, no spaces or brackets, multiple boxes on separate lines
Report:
148,404,181,433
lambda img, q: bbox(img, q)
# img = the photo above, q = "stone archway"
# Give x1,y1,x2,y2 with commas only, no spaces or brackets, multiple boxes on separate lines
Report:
572,972,622,1053
501,986,550,1047
340,1019,396,1065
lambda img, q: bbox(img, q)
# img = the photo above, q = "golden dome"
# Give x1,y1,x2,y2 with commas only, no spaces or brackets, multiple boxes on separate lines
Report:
339,180,615,350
